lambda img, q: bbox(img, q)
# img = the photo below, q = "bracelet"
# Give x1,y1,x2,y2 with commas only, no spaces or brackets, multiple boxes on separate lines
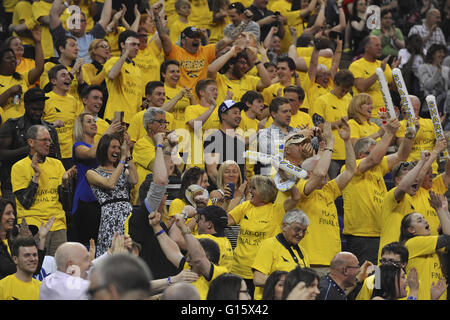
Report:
407,296,417,300
324,148,333,152
168,276,172,286
119,160,126,165
155,229,165,237
255,60,262,66
156,144,163,148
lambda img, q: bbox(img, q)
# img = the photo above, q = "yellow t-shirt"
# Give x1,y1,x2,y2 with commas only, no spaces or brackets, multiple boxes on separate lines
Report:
16,58,36,76
3,0,18,12
342,156,390,237
348,57,393,118
412,175,448,236
311,91,352,160
43,91,82,159
128,109,174,143
185,262,228,300
103,57,143,124
167,44,216,89
94,116,110,143
0,72,30,120
348,119,380,141
82,63,105,86
60,4,94,32
164,84,191,130
229,200,286,279
11,156,67,231
32,1,55,60
297,179,342,266
216,73,260,106
134,40,165,96
262,82,287,106
304,77,333,112
184,104,220,168
12,1,36,46
0,274,41,300
131,135,156,206
169,19,192,44
252,235,309,300
195,234,233,272
238,111,259,179
378,187,416,260
188,0,213,29
396,118,438,174
405,236,446,300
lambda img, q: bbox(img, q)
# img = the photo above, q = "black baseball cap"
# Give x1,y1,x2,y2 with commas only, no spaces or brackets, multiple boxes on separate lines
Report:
24,87,49,104
218,100,244,119
197,206,228,236
181,26,202,39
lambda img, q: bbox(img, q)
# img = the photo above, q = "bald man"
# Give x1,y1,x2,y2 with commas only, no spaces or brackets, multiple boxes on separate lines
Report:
39,242,92,300
162,282,201,300
316,252,362,300
408,8,446,51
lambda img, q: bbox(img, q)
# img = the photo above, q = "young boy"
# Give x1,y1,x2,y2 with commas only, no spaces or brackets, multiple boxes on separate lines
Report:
169,0,192,44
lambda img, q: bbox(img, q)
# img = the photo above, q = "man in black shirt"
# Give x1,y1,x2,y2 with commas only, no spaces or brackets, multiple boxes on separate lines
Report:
0,88,60,200
204,100,246,190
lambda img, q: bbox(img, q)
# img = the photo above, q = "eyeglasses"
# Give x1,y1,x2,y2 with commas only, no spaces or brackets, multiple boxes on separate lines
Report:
379,258,402,267
34,138,52,144
86,285,108,299
289,225,307,235
98,44,109,49
345,265,360,269
152,119,169,126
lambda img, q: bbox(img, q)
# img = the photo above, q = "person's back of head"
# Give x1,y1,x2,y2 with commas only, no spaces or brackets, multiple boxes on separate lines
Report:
281,267,320,300
89,254,153,300
198,238,220,265
206,273,244,300
162,282,200,300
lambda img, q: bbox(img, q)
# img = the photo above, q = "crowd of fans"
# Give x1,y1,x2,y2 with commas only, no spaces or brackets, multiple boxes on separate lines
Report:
1,0,450,301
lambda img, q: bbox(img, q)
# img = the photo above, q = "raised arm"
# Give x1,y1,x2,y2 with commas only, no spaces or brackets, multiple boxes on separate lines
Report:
335,119,356,190
394,151,429,202
27,27,44,85
416,139,447,187
152,3,172,56
97,0,112,30
207,45,239,79
49,0,66,30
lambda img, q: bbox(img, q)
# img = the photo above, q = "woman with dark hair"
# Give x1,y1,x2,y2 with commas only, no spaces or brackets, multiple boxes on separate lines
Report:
206,273,251,300
281,266,320,300
86,133,138,257
371,264,417,300
347,0,371,56
5,36,36,75
398,34,425,98
417,43,450,117
70,113,119,246
262,270,288,300
0,198,51,279
0,27,44,123
398,191,450,300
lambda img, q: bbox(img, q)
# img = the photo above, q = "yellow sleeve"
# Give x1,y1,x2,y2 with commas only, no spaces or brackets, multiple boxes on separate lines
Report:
251,238,275,275
184,105,200,124
229,202,246,225
405,236,439,259
128,112,142,143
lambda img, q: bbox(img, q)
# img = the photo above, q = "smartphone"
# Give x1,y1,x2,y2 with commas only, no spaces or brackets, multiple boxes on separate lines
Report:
225,183,235,200
329,30,341,40
113,111,124,133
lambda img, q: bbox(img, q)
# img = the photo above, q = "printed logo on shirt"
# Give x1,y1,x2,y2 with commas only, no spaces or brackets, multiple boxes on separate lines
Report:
282,256,289,262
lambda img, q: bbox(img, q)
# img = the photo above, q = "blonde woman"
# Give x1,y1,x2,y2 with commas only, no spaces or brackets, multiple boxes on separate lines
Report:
347,93,384,145
227,175,300,299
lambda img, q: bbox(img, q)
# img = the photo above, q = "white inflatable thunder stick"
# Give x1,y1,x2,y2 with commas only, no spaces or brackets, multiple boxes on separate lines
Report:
392,68,416,134
376,68,397,119
426,95,449,158
244,150,308,179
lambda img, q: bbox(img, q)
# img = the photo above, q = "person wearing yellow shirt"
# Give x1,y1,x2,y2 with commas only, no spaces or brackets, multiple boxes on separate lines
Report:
31,0,55,60
185,79,220,168
11,125,76,256
152,2,236,89
378,151,430,261
341,117,414,266
227,175,301,299
103,30,143,125
149,211,228,300
400,198,450,300
311,69,354,178
169,0,193,44
265,85,313,129
411,139,449,237
135,27,165,97
356,241,410,300
0,238,41,300
6,37,36,77
80,85,111,143
10,0,37,58
128,81,180,148
348,35,401,120
252,209,310,300
347,93,384,145
43,64,83,168
40,36,85,105
0,30,44,122
207,45,272,106
395,95,439,174
131,107,169,205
